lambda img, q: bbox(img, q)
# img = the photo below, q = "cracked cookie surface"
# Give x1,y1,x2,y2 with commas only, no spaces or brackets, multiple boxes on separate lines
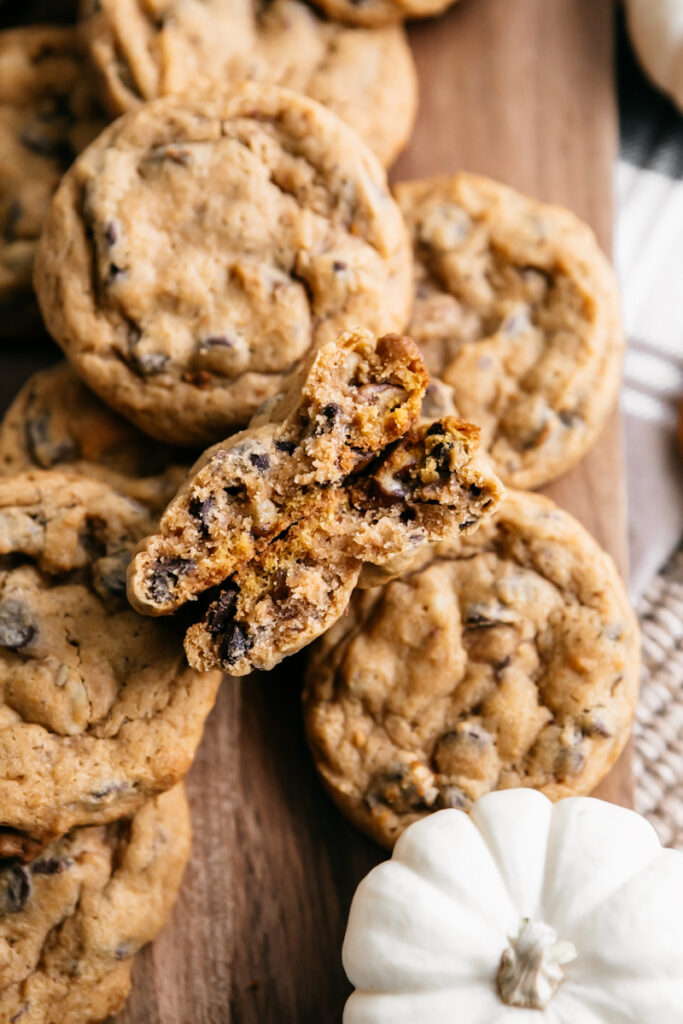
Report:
35,84,413,444
395,173,624,489
0,25,106,335
0,362,190,513
303,489,640,848
128,328,504,674
0,471,221,854
0,785,190,1024
78,0,416,167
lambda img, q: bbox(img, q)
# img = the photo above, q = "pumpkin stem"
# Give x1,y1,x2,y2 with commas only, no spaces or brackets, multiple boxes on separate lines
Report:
496,917,577,1010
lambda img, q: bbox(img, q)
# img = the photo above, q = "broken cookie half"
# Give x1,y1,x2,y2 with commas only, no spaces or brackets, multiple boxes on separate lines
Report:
127,328,504,674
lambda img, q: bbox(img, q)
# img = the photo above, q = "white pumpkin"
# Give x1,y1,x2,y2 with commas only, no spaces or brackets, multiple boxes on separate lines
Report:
626,0,683,113
343,790,683,1023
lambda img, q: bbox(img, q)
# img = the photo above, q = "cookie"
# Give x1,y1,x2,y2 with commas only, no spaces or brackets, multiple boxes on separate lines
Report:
308,0,459,27
127,328,504,675
304,489,640,848
34,84,414,445
78,0,416,167
0,25,105,336
394,173,624,489
0,785,190,1024
0,471,221,854
0,362,190,513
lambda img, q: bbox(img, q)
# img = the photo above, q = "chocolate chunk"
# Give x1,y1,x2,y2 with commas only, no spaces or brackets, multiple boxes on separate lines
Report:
0,864,31,915
249,452,270,472
189,495,216,538
104,221,118,246
0,601,35,650
219,622,251,667
425,421,446,437
32,857,72,875
332,260,347,272
206,584,239,638
275,440,297,455
146,557,195,604
108,262,126,280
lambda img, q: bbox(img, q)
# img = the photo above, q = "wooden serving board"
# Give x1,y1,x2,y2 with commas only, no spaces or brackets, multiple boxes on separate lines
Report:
0,0,630,1020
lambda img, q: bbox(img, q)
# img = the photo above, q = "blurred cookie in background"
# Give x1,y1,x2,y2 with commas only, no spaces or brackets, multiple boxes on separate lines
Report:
395,172,624,489
0,362,190,512
0,25,106,336
78,0,416,166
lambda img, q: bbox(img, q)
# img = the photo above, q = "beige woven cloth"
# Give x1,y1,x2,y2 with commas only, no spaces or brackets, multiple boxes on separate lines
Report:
634,546,683,848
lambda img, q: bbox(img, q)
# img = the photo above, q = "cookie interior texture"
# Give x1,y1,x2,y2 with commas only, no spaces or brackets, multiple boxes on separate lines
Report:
395,172,624,489
0,24,106,334
0,361,191,513
128,328,504,675
0,471,221,850
34,83,413,444
303,489,640,848
0,785,190,1024
78,0,417,166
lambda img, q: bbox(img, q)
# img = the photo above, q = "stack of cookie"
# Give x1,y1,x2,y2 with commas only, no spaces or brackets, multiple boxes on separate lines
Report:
0,0,640,1018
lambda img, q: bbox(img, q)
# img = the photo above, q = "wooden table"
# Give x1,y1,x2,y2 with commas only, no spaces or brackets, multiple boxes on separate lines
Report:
0,0,630,1020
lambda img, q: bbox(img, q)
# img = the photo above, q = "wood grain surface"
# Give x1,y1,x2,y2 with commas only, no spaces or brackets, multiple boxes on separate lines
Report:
0,0,629,1020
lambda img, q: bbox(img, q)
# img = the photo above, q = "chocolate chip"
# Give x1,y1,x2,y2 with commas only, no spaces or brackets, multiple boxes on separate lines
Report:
104,221,117,246
249,452,270,473
275,440,297,455
200,335,235,349
206,584,239,638
459,519,477,531
558,410,576,427
436,786,471,811
92,551,131,601
26,415,77,467
271,569,289,604
365,766,430,814
32,857,72,875
0,864,31,915
0,601,35,650
131,352,168,376
332,260,347,272
90,781,130,800
322,403,341,422
3,199,22,242
189,495,216,538
147,557,195,604
425,422,445,437
108,262,126,281
20,125,73,165
219,622,251,668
